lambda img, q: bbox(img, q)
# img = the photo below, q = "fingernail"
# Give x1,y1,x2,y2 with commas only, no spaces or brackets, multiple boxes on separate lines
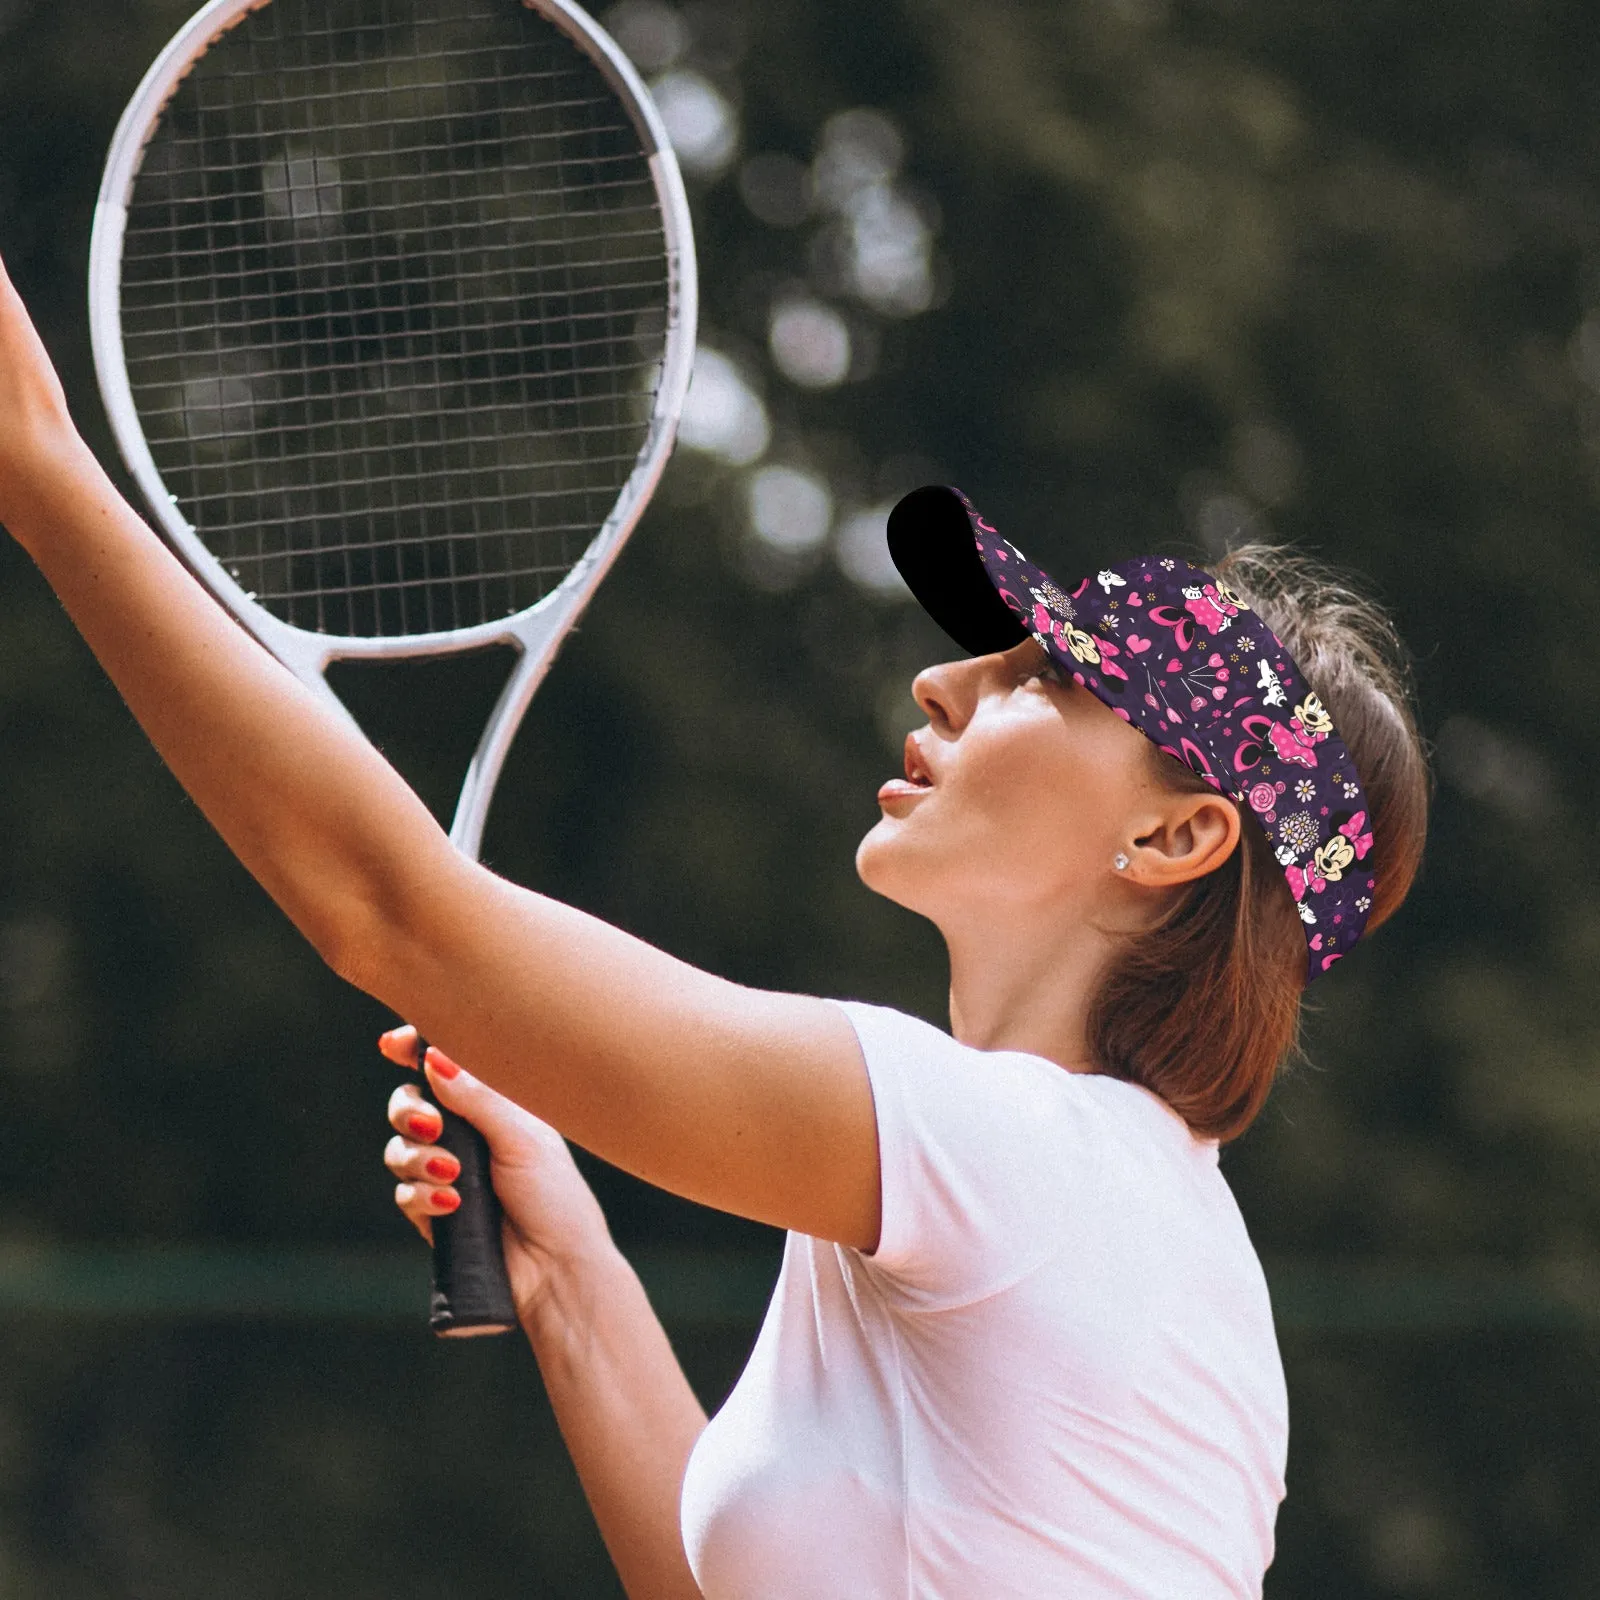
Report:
433,1189,461,1213
378,1028,417,1067
425,1157,458,1181
425,1047,461,1081
407,1114,440,1140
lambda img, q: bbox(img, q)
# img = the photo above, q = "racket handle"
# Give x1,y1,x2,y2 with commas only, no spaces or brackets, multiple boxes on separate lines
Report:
422,1044,518,1338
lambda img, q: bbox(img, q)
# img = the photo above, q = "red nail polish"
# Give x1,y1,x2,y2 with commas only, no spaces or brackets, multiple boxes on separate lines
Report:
425,1157,458,1181
407,1114,440,1140
425,1047,461,1080
433,1189,461,1213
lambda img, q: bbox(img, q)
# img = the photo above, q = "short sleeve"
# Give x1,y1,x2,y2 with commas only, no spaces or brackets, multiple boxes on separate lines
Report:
835,1000,1083,1310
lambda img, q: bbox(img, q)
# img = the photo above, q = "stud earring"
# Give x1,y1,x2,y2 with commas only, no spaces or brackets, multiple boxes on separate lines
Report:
1113,852,1130,871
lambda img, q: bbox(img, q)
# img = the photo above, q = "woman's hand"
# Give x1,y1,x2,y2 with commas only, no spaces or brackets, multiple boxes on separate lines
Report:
0,252,97,543
379,1025,618,1328
382,1026,709,1599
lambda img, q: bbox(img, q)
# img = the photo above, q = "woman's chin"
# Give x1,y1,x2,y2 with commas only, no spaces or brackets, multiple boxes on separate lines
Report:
855,815,926,905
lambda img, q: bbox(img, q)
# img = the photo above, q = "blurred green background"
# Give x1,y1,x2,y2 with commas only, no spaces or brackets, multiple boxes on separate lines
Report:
2,0,1598,1594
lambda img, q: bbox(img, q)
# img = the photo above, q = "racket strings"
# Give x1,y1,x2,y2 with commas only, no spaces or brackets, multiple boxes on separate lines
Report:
118,0,669,638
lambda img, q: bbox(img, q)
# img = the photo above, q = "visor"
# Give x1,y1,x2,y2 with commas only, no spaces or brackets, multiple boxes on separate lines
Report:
887,485,1375,981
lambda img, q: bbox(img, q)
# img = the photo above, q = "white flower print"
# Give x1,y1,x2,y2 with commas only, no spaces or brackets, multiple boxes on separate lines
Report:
1277,810,1318,856
1237,635,1257,652
1356,895,1371,913
1030,581,1075,620
1295,779,1316,803
1343,782,1360,799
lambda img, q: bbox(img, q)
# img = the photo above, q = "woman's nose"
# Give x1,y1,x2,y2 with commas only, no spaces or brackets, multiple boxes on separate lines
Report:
912,656,983,734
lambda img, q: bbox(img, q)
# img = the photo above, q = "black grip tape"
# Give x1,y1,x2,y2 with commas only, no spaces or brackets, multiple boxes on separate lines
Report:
421,1043,518,1337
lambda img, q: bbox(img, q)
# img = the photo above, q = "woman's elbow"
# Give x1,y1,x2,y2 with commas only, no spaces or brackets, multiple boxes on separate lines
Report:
306,848,474,1007
293,883,396,996
289,851,433,996
310,901,390,995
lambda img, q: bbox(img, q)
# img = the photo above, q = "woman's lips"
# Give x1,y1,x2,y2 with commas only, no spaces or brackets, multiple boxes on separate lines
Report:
881,732,934,806
877,777,932,807
902,733,934,785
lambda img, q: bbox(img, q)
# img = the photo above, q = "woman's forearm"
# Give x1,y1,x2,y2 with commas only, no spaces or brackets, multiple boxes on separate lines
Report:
526,1246,707,1600
8,439,455,974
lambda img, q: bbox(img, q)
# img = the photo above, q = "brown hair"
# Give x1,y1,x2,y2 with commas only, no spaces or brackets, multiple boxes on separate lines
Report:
1087,545,1430,1142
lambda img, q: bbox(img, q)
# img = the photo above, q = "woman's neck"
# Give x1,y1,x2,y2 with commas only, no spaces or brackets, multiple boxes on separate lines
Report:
942,913,1113,1074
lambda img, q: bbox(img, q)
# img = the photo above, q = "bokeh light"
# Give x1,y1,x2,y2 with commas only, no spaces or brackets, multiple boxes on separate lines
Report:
747,464,834,553
834,504,909,598
808,109,937,317
651,69,738,179
812,109,904,209
601,0,688,72
768,296,852,389
678,348,769,465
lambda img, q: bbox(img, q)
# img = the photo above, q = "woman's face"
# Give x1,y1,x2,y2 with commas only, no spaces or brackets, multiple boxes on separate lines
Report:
856,638,1162,930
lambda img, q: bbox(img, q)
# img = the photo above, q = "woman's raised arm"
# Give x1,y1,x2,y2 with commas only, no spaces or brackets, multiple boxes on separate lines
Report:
0,255,881,1250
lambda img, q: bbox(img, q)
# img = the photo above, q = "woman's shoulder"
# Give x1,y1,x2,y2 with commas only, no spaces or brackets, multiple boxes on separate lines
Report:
834,999,1214,1153
834,999,1071,1124
829,1000,1234,1310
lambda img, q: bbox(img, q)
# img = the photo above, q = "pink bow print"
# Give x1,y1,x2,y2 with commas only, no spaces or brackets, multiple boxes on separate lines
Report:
1285,861,1326,901
1339,811,1373,859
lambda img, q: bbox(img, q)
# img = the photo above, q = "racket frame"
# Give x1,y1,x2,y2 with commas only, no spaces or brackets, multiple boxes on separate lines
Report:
87,0,698,859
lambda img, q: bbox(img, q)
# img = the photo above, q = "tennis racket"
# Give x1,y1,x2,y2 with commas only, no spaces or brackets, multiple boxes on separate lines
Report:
88,0,697,1336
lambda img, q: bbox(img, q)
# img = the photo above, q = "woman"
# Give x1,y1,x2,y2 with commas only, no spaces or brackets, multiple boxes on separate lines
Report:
0,253,1427,1598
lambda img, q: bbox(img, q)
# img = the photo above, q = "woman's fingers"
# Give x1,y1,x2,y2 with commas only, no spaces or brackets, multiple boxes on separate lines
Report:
378,1024,421,1069
393,1179,461,1244
384,1132,461,1185
387,1080,444,1143
386,1082,461,1241
378,1028,554,1156
394,1180,461,1215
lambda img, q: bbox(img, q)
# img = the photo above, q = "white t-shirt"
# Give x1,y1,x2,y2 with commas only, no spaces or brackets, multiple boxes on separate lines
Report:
679,1001,1288,1599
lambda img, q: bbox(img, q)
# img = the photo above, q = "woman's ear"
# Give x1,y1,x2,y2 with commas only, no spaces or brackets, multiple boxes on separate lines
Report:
1128,790,1241,888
